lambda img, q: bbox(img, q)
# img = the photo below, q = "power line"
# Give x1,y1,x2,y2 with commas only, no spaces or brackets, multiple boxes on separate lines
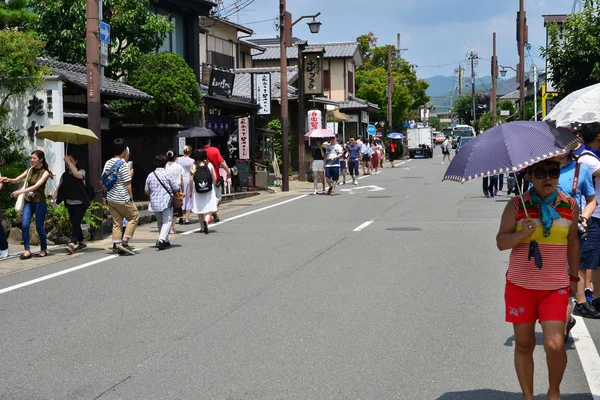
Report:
240,17,277,25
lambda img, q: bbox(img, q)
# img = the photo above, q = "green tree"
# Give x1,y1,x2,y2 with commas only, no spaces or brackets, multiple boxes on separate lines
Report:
0,30,46,120
452,95,474,124
429,116,442,131
0,0,37,30
541,1,600,97
117,52,201,124
32,0,173,80
475,101,518,131
355,32,430,130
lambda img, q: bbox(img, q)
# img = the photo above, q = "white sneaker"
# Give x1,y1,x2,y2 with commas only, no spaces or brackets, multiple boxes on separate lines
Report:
1,249,8,259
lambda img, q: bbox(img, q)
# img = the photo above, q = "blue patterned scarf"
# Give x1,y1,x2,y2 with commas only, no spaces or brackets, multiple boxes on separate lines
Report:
530,190,561,237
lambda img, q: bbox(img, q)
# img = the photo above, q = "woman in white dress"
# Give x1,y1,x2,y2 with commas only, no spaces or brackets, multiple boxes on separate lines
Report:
165,150,185,234
176,145,195,224
190,149,217,234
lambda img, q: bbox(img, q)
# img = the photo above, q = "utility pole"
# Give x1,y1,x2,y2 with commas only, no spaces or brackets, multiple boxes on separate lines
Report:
531,65,538,121
86,0,102,239
459,64,463,95
492,32,498,127
297,40,307,181
387,45,393,132
279,0,290,191
467,51,479,125
517,0,527,120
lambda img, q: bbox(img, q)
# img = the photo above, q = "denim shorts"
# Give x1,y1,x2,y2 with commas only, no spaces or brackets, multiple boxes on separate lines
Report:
580,216,600,270
326,166,340,182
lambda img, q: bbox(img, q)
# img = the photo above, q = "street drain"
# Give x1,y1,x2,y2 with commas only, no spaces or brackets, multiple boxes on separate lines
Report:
386,227,422,232
366,196,392,199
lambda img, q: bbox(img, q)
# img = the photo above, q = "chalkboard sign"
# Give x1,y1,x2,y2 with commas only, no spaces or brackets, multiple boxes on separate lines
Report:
237,160,253,189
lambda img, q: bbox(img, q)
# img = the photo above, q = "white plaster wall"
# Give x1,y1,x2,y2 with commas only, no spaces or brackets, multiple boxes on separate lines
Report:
2,78,65,195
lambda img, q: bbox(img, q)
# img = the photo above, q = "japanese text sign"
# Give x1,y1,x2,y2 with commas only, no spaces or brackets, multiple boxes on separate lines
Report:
238,117,250,160
255,73,271,115
304,54,323,95
307,110,322,132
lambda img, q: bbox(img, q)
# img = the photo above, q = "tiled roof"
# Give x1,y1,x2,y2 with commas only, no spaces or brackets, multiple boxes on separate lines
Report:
38,58,152,101
500,89,520,100
338,96,380,111
233,66,298,100
250,41,360,61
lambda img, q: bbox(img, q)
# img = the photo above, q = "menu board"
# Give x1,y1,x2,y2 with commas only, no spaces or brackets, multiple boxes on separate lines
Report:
237,160,253,188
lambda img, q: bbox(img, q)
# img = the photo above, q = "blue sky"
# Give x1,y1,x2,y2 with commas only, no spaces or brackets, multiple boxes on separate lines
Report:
223,0,574,79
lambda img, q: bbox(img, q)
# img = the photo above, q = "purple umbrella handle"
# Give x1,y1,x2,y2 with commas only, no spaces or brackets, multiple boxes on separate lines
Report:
513,171,530,220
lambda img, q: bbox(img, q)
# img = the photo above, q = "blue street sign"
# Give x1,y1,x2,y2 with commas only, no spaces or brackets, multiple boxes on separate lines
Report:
367,125,377,136
99,21,110,44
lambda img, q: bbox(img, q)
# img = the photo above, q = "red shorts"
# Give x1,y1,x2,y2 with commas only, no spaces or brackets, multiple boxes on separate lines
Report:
504,280,569,324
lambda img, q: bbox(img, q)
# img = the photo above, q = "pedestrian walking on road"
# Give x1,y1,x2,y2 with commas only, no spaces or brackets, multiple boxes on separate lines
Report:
0,174,9,259
166,150,184,234
496,159,580,400
441,137,452,164
387,141,397,168
339,142,348,185
311,139,326,195
574,124,600,313
1,150,53,259
370,138,380,174
202,137,230,223
325,136,344,196
360,138,372,175
145,154,180,250
176,145,195,225
346,137,361,185
190,149,217,234
102,139,139,256
53,154,92,255
555,152,600,329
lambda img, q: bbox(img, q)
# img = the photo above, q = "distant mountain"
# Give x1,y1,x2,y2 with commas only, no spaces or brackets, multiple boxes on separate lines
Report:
424,75,518,110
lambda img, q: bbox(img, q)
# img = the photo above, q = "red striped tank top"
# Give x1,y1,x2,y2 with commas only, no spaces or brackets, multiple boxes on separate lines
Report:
506,190,575,290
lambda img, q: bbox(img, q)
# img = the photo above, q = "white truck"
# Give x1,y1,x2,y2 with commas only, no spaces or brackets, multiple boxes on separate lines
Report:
406,127,433,159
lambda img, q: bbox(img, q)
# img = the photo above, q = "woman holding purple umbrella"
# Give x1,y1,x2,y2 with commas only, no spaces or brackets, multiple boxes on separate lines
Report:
496,158,580,400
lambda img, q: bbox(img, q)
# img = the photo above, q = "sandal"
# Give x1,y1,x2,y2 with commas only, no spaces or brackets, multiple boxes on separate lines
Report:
36,251,48,258
20,252,32,260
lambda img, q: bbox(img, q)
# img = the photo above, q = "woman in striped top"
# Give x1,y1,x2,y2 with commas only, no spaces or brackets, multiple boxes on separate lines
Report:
496,159,580,400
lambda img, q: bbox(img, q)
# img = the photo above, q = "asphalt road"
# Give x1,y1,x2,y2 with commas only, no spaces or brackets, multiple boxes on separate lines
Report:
1,149,599,399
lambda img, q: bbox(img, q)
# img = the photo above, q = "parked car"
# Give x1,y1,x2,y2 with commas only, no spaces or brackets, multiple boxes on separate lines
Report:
456,136,475,153
434,133,446,144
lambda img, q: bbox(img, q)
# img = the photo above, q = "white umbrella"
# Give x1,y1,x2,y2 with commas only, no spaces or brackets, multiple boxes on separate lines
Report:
544,82,600,126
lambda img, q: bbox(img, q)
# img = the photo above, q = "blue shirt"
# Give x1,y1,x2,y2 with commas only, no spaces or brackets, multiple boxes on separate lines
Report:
347,144,361,160
558,159,595,210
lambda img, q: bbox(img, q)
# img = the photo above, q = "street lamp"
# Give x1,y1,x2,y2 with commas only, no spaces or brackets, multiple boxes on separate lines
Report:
499,65,516,78
279,0,321,192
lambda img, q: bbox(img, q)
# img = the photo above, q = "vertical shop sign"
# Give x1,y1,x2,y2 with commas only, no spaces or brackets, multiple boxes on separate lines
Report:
255,73,271,115
307,110,322,132
304,53,323,95
238,117,250,160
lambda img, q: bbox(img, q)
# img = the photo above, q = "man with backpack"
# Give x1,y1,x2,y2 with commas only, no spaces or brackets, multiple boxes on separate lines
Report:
574,123,600,315
202,138,230,223
102,138,139,255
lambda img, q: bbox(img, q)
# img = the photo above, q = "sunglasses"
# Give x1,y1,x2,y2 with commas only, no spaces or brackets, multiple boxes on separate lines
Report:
532,168,560,180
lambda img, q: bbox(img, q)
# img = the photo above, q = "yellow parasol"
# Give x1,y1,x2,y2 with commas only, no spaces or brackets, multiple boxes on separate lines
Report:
37,124,99,145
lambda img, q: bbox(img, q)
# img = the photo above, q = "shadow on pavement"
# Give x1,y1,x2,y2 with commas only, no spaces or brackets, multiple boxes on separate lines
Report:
504,331,545,347
436,389,592,399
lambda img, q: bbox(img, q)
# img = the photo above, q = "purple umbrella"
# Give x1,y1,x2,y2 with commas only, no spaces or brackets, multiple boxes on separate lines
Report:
442,121,579,184
443,121,580,270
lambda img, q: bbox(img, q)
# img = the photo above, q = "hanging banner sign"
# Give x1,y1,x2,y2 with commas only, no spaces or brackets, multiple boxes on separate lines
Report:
238,117,250,160
255,73,271,115
304,53,323,95
307,110,322,132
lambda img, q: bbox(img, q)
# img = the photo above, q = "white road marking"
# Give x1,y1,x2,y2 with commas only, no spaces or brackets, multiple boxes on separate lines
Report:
353,221,374,232
181,194,308,235
572,316,600,399
0,255,118,295
340,185,386,193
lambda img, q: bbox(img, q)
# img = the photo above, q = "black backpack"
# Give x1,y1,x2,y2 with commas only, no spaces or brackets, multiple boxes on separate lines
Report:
194,163,213,193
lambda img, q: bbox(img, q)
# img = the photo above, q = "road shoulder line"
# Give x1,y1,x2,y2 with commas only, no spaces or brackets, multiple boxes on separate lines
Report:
353,221,374,232
572,316,600,399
